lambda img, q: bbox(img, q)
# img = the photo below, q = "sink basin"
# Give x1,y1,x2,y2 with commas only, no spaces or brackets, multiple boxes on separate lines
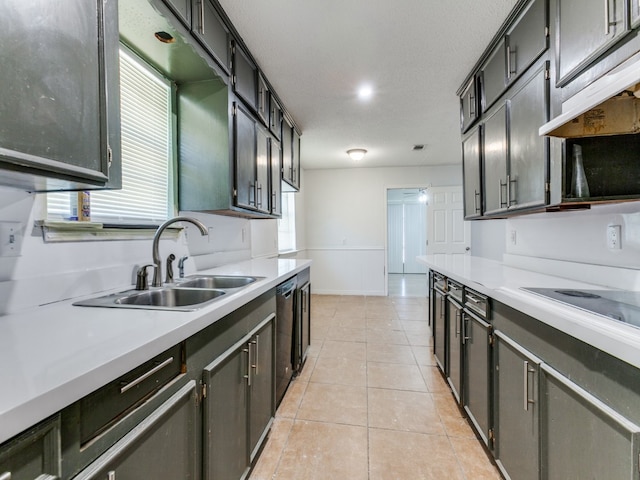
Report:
175,275,260,289
115,288,225,307
73,287,226,311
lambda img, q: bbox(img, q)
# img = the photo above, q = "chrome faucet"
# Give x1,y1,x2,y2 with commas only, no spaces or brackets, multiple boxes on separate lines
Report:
151,217,208,287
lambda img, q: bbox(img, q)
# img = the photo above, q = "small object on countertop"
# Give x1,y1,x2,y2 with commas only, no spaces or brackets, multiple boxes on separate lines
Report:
166,253,176,283
570,144,590,199
78,191,91,221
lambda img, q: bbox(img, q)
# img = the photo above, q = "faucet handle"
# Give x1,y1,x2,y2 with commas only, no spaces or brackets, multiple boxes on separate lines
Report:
136,264,155,291
166,254,176,283
178,255,189,279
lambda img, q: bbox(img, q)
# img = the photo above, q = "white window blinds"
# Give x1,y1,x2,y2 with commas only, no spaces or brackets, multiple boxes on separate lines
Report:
47,48,172,223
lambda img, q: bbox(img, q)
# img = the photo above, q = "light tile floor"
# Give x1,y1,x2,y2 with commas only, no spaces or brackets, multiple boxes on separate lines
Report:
249,294,501,480
388,273,428,297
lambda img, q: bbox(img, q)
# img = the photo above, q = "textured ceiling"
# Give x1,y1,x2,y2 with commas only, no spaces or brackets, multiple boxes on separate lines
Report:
217,0,519,169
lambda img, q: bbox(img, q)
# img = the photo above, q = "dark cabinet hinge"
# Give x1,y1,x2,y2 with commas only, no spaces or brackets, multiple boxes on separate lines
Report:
202,383,207,400
545,181,550,193
489,428,495,449
545,69,550,80
489,333,494,346
544,26,549,38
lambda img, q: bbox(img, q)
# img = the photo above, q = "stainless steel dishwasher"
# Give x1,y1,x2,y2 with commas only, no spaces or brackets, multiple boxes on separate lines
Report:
275,277,297,406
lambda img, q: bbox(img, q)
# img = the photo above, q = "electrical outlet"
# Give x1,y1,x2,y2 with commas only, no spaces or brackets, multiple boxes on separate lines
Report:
0,221,23,257
510,230,517,245
607,225,621,250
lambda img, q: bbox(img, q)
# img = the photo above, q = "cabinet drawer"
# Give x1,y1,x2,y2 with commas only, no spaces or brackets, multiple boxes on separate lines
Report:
0,415,61,480
447,280,464,303
80,344,184,444
464,289,489,319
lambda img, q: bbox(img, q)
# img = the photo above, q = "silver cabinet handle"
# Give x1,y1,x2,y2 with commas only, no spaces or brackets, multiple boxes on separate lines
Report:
108,471,116,480
198,0,205,35
256,183,263,208
499,179,508,208
507,44,517,79
120,357,174,394
0,472,11,480
251,335,259,375
243,347,251,386
508,175,517,206
474,190,480,213
462,314,470,344
506,45,512,79
605,0,610,35
455,309,461,337
523,360,536,411
469,91,476,118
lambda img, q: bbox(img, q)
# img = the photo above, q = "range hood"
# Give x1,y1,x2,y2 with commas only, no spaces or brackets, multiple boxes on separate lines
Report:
540,52,640,138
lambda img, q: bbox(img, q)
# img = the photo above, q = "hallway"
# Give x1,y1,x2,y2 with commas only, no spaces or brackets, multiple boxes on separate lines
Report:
248,294,500,479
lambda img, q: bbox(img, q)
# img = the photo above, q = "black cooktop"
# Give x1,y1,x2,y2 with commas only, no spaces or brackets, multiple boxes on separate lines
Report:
523,288,640,329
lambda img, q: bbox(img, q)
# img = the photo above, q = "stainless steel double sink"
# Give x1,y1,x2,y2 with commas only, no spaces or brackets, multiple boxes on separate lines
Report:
73,275,262,311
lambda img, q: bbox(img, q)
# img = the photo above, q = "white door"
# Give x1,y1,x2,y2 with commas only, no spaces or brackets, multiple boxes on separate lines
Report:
427,186,471,258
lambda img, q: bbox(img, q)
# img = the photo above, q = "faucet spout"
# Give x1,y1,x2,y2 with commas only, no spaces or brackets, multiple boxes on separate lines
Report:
151,216,208,287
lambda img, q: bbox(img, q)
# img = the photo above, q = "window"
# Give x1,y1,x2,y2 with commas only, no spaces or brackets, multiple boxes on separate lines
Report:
47,47,173,224
278,191,296,252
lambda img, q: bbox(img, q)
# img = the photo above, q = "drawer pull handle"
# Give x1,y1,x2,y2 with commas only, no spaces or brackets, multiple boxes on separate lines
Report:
120,357,174,394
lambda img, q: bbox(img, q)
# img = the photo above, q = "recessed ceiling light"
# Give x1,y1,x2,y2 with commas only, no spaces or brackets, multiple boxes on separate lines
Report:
413,144,425,151
347,149,367,161
357,85,373,100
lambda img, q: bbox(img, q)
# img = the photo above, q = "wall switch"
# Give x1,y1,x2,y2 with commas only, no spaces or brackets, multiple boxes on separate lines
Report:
0,221,23,257
607,225,622,250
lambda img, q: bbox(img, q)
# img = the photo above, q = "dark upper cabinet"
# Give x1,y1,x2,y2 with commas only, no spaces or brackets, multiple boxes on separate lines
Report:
482,103,508,216
257,73,270,125
462,126,483,219
270,140,282,217
482,0,548,112
460,77,479,133
233,102,258,211
484,62,549,216
269,95,283,141
481,38,507,111
556,0,629,85
192,0,231,74
292,129,301,189
256,125,270,214
233,42,258,111
0,0,121,192
164,0,191,27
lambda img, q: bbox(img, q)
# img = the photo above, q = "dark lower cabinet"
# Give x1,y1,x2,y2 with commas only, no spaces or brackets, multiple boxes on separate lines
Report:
203,314,275,480
433,287,447,372
0,416,60,480
446,297,463,403
462,311,492,447
494,331,540,480
73,381,199,480
540,364,640,479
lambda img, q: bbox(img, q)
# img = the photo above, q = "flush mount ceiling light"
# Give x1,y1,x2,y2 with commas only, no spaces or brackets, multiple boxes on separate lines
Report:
154,31,176,43
357,84,373,100
347,148,367,161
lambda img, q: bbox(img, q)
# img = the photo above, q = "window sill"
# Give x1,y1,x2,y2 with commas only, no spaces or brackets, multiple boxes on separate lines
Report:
35,221,180,243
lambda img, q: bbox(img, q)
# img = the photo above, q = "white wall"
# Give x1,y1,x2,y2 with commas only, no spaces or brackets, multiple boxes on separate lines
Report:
303,165,461,295
0,186,256,314
470,219,507,261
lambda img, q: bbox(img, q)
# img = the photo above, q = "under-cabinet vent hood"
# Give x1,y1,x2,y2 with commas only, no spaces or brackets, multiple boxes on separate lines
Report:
540,52,640,138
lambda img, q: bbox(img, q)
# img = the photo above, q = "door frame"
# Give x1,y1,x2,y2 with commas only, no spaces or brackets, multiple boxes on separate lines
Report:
383,184,430,296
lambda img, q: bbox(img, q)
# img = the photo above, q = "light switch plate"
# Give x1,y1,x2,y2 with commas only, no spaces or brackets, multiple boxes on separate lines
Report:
0,221,23,257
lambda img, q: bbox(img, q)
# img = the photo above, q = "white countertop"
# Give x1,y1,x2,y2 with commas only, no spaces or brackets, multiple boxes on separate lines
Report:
418,255,640,371
0,258,311,445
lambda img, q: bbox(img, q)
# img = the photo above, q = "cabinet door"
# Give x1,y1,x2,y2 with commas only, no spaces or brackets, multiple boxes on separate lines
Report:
557,0,629,84
164,0,190,27
257,74,270,125
73,381,199,480
463,312,492,446
460,77,479,133
249,319,275,461
233,43,258,111
507,62,549,211
540,364,640,479
433,289,447,372
446,299,463,403
269,96,283,141
281,117,294,188
494,332,540,480
482,103,508,215
270,139,282,216
192,0,231,73
234,102,258,211
633,0,640,28
256,126,270,214
462,127,482,219
0,416,60,480
481,39,507,111
203,346,250,480
300,282,311,368
0,0,118,190
505,0,548,86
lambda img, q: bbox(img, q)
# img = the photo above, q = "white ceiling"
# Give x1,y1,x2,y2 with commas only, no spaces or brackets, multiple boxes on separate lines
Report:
217,0,518,170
